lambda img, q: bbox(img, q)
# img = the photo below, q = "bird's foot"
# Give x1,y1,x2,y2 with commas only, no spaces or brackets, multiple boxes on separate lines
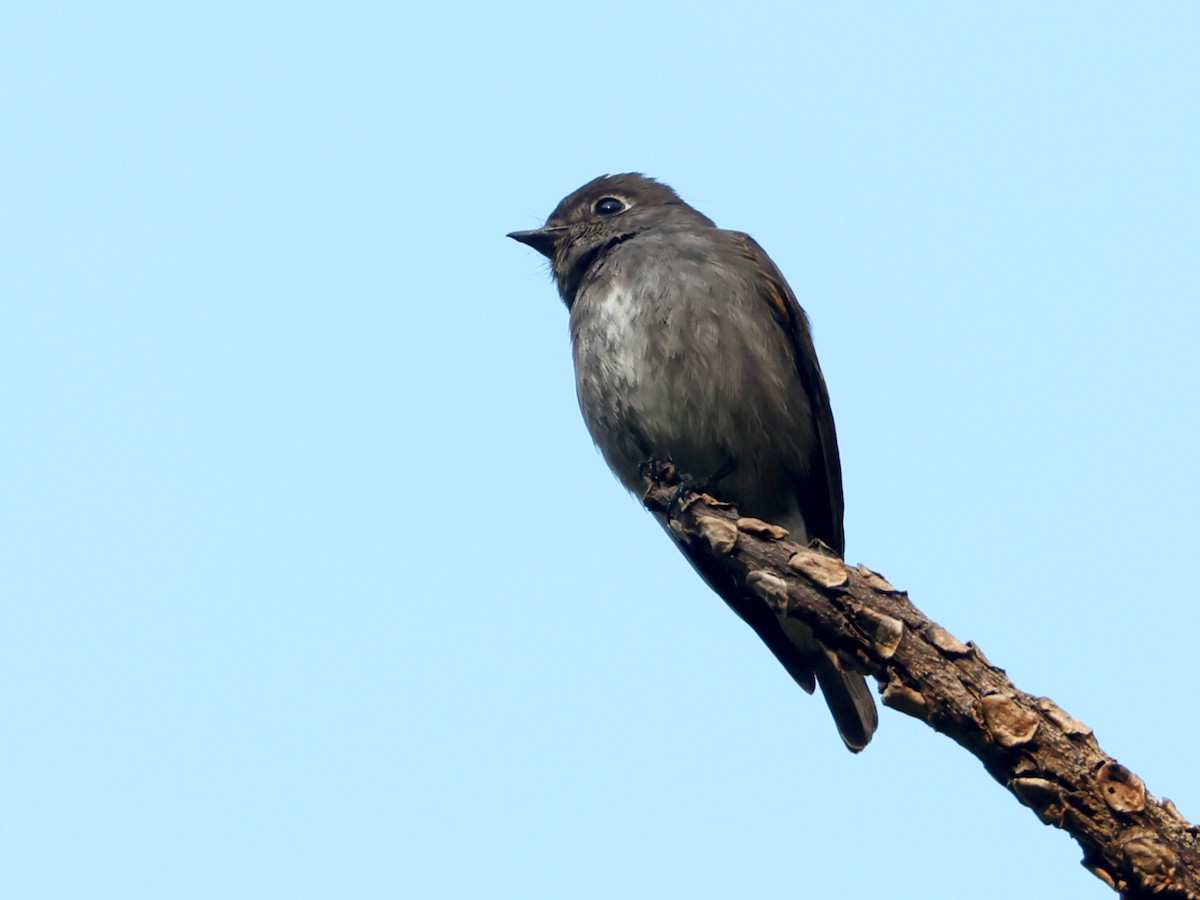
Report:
638,455,678,485
666,476,703,517
637,456,698,515
640,456,738,516
666,459,736,517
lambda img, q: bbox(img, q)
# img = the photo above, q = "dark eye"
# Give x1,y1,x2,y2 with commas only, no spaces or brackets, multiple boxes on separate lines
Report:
594,197,626,216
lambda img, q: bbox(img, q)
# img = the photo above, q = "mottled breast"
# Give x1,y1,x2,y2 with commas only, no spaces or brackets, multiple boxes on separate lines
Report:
568,230,818,530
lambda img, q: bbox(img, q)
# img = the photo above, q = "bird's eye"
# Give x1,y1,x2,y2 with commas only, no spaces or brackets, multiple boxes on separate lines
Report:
594,197,626,216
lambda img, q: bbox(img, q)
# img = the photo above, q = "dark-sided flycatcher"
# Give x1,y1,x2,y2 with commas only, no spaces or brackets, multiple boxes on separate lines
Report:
510,174,877,750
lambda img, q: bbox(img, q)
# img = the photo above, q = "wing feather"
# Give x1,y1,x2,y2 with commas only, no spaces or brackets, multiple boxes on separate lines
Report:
732,233,846,555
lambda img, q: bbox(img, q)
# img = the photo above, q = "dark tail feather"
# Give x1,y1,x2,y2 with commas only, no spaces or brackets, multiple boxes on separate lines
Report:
668,528,878,751
813,652,878,752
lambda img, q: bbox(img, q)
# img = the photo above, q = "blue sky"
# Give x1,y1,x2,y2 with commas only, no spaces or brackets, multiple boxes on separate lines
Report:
4,3,1198,897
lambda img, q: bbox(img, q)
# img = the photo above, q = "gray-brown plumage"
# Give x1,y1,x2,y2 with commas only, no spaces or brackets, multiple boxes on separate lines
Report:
509,174,877,751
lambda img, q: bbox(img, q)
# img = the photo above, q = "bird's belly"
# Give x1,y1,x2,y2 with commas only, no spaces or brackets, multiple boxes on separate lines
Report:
571,285,805,526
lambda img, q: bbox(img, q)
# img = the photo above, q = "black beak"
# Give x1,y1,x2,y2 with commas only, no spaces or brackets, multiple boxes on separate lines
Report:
507,226,565,260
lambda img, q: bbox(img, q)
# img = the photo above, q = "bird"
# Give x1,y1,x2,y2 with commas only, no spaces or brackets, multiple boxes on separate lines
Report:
508,173,877,751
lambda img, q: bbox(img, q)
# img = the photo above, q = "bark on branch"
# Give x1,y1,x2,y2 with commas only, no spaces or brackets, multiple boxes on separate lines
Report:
641,464,1199,899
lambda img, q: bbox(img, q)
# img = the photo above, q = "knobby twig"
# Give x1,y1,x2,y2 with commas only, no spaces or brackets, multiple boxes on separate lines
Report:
641,463,1198,899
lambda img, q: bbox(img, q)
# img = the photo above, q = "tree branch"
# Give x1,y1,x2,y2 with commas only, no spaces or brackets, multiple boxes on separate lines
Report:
641,464,1199,899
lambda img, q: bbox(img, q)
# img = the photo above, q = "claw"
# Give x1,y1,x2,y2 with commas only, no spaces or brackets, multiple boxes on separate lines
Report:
666,478,697,516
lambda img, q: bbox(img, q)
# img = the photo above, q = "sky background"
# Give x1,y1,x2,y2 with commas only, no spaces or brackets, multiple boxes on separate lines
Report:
3,3,1198,898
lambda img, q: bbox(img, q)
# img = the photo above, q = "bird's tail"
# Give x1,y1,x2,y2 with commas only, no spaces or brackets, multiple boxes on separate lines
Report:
812,651,878,753
668,525,878,751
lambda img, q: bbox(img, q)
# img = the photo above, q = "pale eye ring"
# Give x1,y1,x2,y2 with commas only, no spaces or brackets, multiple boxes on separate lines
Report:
593,197,626,216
